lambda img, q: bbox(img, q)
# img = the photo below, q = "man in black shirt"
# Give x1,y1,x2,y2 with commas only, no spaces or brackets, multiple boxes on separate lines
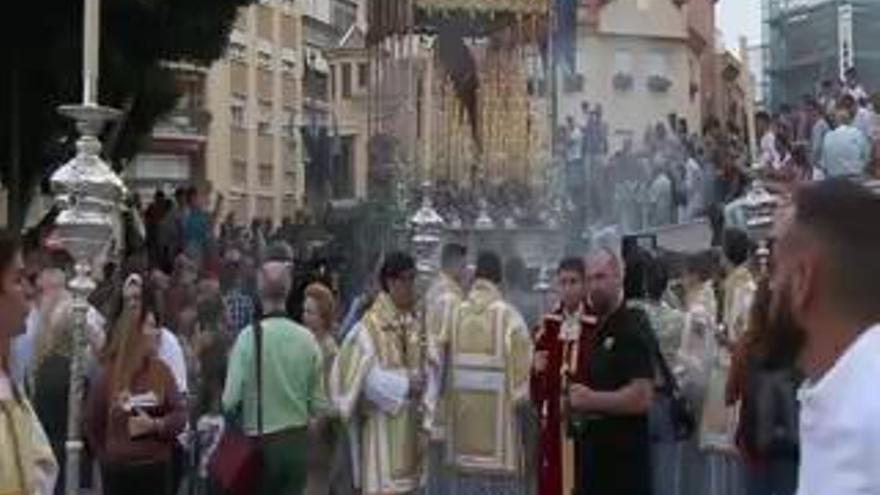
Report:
570,248,655,495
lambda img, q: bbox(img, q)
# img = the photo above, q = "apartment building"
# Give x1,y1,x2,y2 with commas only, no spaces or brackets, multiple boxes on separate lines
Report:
204,0,303,224
125,63,211,201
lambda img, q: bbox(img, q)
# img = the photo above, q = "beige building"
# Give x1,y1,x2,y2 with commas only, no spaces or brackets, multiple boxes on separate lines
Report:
716,49,748,135
325,25,370,200
558,0,702,150
126,64,211,201
204,0,304,224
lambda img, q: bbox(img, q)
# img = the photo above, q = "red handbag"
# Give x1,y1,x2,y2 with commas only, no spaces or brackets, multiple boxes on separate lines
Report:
208,426,262,495
208,315,265,495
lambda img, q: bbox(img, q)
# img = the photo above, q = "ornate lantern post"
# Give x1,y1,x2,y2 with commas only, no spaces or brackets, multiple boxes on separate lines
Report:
474,198,495,230
533,261,553,316
52,0,126,493
741,179,779,274
409,182,446,291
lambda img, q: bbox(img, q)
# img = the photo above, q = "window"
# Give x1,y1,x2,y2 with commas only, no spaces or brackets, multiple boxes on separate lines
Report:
257,100,272,135
646,51,669,77
229,193,248,222
613,49,633,74
342,63,352,99
281,106,296,137
281,14,297,49
229,42,247,62
285,171,297,190
257,68,273,100
256,196,274,219
232,159,247,184
231,105,245,128
257,4,273,39
230,94,246,128
231,128,248,157
231,61,248,94
358,63,369,88
258,163,273,187
282,196,296,219
282,73,296,102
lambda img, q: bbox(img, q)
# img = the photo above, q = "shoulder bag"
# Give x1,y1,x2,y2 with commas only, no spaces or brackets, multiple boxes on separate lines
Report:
208,311,264,494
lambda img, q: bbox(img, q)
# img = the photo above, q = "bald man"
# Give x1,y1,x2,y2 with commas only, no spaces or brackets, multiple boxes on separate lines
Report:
222,258,328,495
568,248,655,495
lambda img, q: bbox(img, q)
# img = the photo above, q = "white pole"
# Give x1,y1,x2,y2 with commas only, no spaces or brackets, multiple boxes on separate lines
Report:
739,36,758,167
83,0,100,105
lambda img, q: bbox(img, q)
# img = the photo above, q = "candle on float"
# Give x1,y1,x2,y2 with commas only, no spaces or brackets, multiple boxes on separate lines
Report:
83,0,100,104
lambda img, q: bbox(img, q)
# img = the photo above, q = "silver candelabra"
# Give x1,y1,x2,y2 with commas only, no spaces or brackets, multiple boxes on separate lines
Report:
50,0,126,493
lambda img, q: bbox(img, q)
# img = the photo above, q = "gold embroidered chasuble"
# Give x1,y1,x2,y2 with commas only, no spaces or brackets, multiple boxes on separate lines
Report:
442,280,532,476
723,266,756,343
0,377,57,495
698,265,757,452
330,293,430,495
424,273,464,440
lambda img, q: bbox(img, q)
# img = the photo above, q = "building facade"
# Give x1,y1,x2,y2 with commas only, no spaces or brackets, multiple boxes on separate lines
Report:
763,0,880,108
300,0,362,215
557,0,702,151
716,50,749,135
325,25,370,201
203,0,303,224
125,64,211,202
686,0,718,127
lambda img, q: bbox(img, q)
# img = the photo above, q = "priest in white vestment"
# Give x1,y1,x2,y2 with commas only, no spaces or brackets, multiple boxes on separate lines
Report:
423,244,468,495
441,251,532,495
330,252,434,495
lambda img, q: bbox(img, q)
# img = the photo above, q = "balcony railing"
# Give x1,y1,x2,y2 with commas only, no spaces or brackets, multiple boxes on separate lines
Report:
153,109,212,139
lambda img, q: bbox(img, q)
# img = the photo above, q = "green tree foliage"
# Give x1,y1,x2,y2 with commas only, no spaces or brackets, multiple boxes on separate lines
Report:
1,0,255,228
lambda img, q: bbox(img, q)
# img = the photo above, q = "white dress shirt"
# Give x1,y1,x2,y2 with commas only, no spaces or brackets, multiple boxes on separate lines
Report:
797,324,880,495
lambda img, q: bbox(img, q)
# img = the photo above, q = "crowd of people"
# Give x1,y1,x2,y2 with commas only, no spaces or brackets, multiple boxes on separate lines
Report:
555,69,880,238
3,177,880,495
2,64,880,495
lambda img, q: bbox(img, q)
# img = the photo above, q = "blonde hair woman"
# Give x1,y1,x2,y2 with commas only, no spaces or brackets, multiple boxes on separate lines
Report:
302,282,339,495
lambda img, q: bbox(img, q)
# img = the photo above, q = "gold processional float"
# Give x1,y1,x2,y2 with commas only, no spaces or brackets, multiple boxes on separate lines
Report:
366,0,552,191
367,3,581,493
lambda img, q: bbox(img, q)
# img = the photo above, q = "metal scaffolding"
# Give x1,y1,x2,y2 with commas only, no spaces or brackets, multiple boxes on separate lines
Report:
763,0,880,108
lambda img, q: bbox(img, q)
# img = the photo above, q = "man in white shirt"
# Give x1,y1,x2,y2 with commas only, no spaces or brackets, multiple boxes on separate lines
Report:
766,179,880,495
853,99,875,141
821,96,871,177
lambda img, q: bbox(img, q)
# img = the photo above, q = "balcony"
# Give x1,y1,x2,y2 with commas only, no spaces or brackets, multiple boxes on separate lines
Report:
153,109,212,140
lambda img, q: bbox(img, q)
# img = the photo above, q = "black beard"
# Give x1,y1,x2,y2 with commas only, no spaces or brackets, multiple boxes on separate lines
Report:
763,284,808,370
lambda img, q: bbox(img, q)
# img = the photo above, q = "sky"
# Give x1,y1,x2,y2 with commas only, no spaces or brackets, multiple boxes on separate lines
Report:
717,0,763,51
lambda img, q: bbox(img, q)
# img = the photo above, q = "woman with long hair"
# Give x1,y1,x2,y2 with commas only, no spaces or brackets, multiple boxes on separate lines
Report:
85,274,185,495
0,230,58,495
